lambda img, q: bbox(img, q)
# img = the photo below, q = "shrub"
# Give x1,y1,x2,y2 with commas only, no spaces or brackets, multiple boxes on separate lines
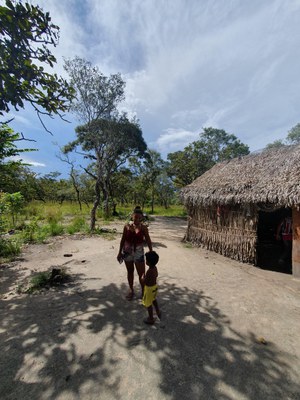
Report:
42,222,64,236
0,237,21,259
21,218,46,243
66,216,88,234
25,268,69,293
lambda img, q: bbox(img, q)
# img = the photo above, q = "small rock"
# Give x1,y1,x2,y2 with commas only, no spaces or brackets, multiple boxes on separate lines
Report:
256,336,267,345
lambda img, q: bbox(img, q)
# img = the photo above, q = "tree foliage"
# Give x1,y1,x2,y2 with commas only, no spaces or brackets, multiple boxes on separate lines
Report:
64,57,124,123
64,116,147,219
167,127,250,187
0,0,74,122
286,123,300,144
0,124,37,192
63,57,147,227
264,139,285,150
264,122,300,150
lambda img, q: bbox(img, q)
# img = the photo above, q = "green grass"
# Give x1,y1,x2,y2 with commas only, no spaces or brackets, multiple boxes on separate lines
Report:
23,201,187,221
20,268,70,294
143,205,187,217
28,271,50,292
66,216,89,234
25,201,91,220
0,237,21,260
0,202,187,261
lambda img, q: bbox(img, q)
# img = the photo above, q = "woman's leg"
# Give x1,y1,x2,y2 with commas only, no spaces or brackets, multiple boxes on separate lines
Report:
125,260,134,298
135,261,145,294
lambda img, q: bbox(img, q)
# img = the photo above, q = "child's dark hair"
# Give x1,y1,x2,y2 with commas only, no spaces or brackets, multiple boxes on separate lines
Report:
145,251,159,267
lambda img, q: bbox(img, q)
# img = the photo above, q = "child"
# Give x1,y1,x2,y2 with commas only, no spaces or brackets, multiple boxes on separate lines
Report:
142,251,161,325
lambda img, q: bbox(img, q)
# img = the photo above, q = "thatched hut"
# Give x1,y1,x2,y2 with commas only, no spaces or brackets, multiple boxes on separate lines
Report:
181,144,300,277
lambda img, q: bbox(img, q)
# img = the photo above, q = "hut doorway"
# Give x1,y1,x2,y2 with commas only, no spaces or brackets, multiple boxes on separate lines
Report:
256,207,292,274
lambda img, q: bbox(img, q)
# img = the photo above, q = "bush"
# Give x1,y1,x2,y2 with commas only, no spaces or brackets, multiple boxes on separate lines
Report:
45,209,62,224
66,216,88,234
29,271,50,292
21,218,47,243
42,222,64,236
24,268,69,294
0,237,21,259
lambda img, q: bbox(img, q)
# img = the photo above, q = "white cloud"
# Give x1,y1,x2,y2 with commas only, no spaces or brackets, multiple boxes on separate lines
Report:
4,0,300,173
156,128,199,154
8,114,32,127
9,156,46,167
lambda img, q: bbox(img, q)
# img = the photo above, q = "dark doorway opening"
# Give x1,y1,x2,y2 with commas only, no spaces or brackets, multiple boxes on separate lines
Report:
256,207,292,274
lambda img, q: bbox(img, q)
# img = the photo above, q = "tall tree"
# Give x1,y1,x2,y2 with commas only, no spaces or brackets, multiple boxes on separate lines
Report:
64,57,125,124
141,150,165,214
0,0,74,126
64,116,147,228
167,127,249,187
167,147,198,188
64,57,147,227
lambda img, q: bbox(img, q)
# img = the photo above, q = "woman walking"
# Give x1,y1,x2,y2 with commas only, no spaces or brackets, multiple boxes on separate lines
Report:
117,207,153,300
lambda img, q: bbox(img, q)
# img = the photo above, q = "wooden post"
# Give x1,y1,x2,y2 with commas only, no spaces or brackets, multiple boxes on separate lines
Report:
292,207,300,278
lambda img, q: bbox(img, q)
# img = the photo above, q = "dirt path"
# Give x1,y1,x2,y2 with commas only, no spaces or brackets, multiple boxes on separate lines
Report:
1,216,300,400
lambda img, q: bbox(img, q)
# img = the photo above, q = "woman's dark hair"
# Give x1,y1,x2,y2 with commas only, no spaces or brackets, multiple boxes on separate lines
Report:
133,206,143,215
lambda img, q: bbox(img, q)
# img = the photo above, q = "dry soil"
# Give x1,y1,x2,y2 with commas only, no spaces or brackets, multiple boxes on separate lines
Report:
1,216,300,400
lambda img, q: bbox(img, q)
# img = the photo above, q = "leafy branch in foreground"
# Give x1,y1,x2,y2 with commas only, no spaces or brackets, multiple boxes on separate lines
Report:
0,0,75,126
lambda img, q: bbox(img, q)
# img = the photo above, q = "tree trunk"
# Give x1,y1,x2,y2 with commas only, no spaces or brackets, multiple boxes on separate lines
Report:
90,179,101,231
70,168,82,211
151,187,154,214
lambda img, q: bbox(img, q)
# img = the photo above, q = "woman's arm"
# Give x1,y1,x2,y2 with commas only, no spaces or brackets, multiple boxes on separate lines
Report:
143,225,153,251
117,225,127,261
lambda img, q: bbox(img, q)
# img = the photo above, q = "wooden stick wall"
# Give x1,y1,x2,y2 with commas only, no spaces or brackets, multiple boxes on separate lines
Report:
186,205,258,263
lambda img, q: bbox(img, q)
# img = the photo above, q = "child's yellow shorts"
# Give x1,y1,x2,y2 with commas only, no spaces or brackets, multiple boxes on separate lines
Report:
142,284,158,307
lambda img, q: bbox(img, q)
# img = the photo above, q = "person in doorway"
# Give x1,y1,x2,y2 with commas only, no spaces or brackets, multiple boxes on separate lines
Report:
142,250,161,325
276,211,292,269
117,207,152,300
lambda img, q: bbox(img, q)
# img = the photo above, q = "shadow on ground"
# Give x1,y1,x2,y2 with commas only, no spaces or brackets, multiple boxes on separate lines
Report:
1,274,299,400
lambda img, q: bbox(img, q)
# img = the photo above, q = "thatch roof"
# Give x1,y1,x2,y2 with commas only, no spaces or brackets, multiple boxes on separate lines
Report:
181,144,300,207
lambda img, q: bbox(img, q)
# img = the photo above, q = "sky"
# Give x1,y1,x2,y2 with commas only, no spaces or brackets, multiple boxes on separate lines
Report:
5,0,300,177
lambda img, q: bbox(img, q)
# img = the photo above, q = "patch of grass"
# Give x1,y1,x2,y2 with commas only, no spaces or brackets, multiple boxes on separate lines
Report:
21,218,47,243
28,271,50,292
42,222,64,236
144,205,187,217
0,237,21,260
93,227,116,240
183,242,193,248
66,216,89,234
23,268,70,294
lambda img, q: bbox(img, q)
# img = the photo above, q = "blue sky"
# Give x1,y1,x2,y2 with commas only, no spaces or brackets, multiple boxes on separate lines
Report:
6,0,300,177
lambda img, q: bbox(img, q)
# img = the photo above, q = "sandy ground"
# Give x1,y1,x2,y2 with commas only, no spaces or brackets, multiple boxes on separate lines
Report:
1,216,300,400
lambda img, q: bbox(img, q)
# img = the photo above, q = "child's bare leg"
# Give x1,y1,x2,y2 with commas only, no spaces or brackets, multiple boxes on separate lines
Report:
153,299,161,319
144,305,155,324
125,261,134,298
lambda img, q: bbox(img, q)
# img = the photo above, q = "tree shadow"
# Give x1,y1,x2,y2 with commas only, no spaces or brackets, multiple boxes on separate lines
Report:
0,261,26,296
1,279,299,399
151,241,168,248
